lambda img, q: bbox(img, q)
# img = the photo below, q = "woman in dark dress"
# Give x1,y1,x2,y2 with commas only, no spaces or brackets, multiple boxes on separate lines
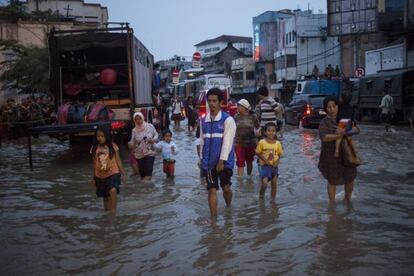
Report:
318,96,358,202
185,96,197,132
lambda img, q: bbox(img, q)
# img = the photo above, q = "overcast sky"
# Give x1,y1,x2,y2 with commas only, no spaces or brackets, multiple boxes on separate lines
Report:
88,0,326,61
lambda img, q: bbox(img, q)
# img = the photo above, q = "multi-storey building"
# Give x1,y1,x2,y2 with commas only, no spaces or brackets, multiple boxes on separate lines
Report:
252,10,293,96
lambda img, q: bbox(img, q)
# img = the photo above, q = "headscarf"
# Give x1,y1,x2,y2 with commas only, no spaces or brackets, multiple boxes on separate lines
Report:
133,112,146,131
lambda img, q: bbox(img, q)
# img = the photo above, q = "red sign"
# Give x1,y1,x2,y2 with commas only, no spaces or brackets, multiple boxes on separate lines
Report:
354,67,365,78
192,52,201,61
172,69,179,77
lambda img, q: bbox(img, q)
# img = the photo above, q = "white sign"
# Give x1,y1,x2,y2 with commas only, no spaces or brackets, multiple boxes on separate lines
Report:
354,67,365,78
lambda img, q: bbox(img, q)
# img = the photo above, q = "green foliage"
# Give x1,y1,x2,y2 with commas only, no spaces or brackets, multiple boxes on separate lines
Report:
1,1,30,22
0,42,49,93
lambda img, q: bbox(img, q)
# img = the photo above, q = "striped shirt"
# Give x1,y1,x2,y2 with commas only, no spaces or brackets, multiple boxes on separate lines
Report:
259,97,279,127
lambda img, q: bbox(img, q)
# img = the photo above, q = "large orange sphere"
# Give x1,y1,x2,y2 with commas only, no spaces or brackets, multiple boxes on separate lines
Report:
100,68,117,85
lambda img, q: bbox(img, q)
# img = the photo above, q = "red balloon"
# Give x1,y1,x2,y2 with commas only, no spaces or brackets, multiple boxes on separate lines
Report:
100,68,117,85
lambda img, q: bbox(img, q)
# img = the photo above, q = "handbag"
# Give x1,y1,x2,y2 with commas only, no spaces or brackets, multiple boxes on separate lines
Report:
341,137,361,167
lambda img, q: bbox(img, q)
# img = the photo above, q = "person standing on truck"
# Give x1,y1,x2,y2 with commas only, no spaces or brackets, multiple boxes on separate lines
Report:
200,88,236,218
129,112,159,181
379,90,394,132
91,124,126,211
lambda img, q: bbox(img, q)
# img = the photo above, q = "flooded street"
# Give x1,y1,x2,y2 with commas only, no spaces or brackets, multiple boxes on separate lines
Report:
1,123,414,275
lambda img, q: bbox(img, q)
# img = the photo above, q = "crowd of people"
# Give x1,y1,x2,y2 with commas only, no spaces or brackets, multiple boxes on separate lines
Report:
0,95,55,140
91,86,361,218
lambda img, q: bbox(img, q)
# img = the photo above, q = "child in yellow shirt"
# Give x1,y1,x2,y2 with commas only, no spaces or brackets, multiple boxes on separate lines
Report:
256,122,283,200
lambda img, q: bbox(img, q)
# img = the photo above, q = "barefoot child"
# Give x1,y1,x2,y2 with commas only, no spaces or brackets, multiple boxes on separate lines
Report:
91,125,126,211
256,122,283,200
154,129,178,178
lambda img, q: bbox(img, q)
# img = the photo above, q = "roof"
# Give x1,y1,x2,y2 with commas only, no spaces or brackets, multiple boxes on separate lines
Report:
195,35,252,47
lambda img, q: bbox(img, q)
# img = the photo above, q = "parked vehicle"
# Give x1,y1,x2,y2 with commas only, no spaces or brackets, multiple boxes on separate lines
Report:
294,79,342,97
358,68,414,122
285,94,327,128
47,24,155,142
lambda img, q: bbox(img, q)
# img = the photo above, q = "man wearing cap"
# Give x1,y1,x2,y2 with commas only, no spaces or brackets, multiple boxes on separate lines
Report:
200,88,236,217
234,99,260,177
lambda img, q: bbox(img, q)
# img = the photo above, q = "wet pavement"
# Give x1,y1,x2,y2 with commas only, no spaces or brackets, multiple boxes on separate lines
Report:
1,123,413,275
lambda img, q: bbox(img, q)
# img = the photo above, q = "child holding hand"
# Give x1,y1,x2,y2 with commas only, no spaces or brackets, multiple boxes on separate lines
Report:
154,129,178,178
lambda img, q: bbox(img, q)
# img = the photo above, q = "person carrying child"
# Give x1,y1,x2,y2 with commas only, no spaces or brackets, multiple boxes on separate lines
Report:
90,124,126,211
256,122,283,201
154,129,178,178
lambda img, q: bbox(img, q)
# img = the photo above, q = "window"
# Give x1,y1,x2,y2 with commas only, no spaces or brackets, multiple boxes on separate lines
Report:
287,55,296,68
246,71,255,80
384,79,392,89
366,80,373,89
286,34,288,44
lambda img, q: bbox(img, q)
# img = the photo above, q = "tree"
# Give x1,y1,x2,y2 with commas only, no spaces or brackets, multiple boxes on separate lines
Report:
0,41,49,93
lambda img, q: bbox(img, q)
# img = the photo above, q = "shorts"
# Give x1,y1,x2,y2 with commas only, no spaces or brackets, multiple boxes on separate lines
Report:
381,113,392,124
95,173,121,198
163,159,175,176
235,144,256,167
205,168,233,191
260,165,279,180
137,156,155,177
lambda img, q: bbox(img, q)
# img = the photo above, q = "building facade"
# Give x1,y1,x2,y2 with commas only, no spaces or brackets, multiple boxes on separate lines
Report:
195,35,252,58
231,57,255,94
252,10,293,96
201,43,249,76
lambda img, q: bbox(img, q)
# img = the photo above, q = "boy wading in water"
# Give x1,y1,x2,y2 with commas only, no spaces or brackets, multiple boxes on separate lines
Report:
256,122,283,200
200,88,236,217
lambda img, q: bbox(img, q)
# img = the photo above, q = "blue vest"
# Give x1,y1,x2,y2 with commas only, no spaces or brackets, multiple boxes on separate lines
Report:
201,111,234,170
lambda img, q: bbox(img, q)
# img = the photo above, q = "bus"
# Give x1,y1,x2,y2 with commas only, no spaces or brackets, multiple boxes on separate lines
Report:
174,74,235,118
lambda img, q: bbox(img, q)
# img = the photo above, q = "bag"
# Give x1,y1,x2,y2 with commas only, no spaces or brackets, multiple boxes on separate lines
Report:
57,103,71,124
67,104,88,123
341,137,361,167
86,103,114,122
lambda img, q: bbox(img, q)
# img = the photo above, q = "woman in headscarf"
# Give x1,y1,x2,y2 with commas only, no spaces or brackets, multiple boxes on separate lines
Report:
129,112,159,181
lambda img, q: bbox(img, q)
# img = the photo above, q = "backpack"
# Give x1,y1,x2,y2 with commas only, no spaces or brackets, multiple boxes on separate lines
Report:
57,103,71,124
86,103,114,122
67,104,88,124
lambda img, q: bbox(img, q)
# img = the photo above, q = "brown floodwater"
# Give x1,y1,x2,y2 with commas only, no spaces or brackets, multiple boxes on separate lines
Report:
1,124,413,275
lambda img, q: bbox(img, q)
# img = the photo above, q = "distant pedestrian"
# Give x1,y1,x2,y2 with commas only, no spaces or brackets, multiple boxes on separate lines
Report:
234,99,260,177
129,112,159,181
171,96,185,130
318,96,357,203
257,86,283,137
159,98,171,131
185,96,197,132
154,129,178,178
256,122,283,201
409,104,414,134
379,90,394,132
200,88,236,217
91,125,126,211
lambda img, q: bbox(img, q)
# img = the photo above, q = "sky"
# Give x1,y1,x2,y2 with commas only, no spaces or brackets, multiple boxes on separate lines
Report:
87,0,326,61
